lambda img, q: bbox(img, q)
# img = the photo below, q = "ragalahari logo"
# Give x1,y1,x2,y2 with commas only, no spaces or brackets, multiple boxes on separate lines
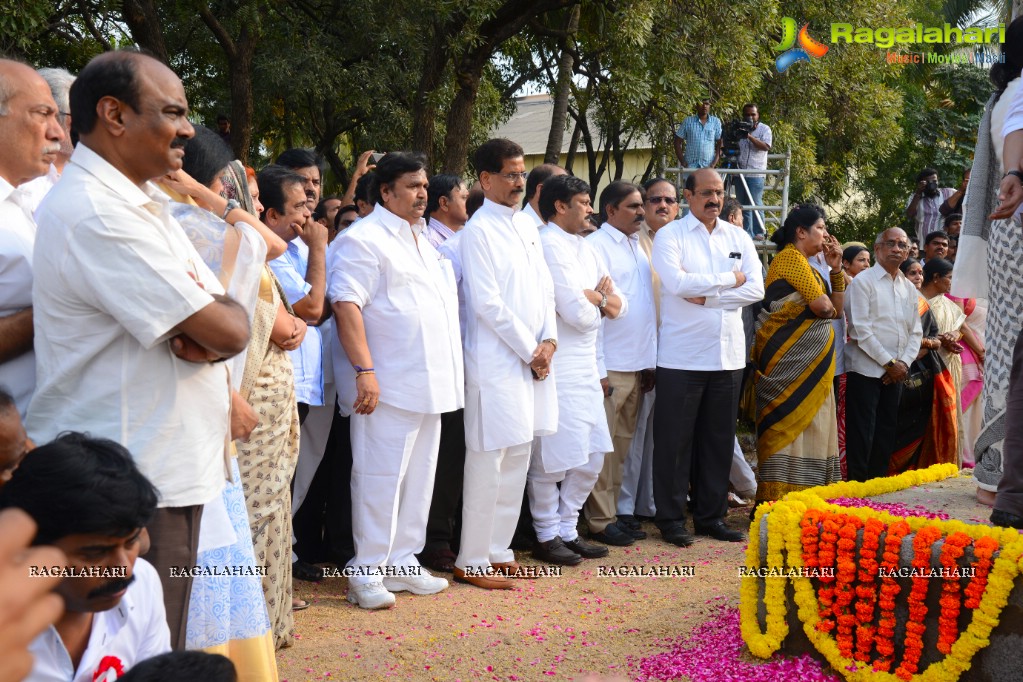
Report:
774,17,829,72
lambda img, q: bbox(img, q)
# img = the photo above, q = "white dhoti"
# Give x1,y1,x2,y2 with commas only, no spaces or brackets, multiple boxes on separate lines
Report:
730,437,757,495
455,442,531,572
528,450,605,542
348,402,440,586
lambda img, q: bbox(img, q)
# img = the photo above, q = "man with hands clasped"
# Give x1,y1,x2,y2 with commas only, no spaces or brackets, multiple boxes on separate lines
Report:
843,228,922,481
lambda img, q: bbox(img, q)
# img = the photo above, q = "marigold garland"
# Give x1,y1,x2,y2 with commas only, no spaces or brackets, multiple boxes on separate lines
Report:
853,517,883,662
936,533,972,655
875,520,911,672
896,525,943,680
834,514,862,660
738,463,1023,682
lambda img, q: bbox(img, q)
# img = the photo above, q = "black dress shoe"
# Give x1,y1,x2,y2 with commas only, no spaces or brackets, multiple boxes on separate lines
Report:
533,537,583,565
417,547,457,573
694,520,744,542
615,520,647,540
563,537,610,559
991,509,1023,529
660,527,695,547
617,514,640,530
590,523,635,546
292,559,323,582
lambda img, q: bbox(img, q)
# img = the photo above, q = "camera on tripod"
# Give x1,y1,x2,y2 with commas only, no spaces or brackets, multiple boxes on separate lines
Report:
720,119,755,167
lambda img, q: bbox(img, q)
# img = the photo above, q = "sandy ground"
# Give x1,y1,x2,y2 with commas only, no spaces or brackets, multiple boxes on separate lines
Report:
279,507,754,682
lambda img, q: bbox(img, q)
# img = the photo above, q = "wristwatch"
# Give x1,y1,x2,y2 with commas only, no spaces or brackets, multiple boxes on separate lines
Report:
598,292,608,309
884,359,897,369
1005,170,1023,183
221,198,241,220
542,338,558,351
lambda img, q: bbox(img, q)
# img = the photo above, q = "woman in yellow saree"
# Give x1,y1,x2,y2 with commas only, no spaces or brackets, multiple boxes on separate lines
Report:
753,205,844,507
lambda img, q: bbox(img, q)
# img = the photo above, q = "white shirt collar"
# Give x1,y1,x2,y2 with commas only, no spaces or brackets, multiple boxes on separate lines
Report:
372,202,426,237
600,221,638,243
0,176,15,204
480,197,518,217
428,217,456,240
680,211,724,234
69,143,169,211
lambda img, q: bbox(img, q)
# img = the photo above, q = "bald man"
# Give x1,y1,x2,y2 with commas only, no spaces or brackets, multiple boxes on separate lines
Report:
843,227,922,481
0,60,65,418
27,50,250,648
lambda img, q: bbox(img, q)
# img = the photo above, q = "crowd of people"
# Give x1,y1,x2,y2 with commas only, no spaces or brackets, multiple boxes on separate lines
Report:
3,28,1023,681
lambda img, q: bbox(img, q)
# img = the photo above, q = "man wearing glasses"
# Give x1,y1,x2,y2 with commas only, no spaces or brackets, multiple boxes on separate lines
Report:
844,228,922,481
650,168,763,546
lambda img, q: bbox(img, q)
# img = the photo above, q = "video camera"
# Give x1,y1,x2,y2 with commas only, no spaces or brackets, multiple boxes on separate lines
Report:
721,119,755,167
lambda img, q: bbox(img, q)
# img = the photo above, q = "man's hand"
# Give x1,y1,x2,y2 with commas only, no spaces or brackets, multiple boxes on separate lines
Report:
733,270,747,288
685,297,706,305
991,174,1023,219
530,340,556,379
170,334,219,363
583,289,603,306
272,316,307,351
230,390,259,441
294,217,329,250
883,360,909,384
640,368,656,393
0,509,65,682
354,373,380,414
600,377,611,397
354,150,377,181
915,179,927,195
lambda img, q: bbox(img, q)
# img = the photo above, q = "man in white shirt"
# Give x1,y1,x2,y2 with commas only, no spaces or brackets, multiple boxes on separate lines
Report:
330,152,463,608
420,173,469,574
0,60,65,418
456,138,558,589
28,51,250,649
843,228,922,481
521,163,566,228
530,175,625,565
905,168,956,248
617,178,680,529
0,433,171,681
585,181,658,547
650,168,764,546
19,67,75,215
735,104,772,239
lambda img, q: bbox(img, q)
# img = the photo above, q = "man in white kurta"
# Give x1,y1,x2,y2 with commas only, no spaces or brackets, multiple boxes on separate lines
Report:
0,61,66,417
330,153,463,609
456,138,558,589
529,175,626,565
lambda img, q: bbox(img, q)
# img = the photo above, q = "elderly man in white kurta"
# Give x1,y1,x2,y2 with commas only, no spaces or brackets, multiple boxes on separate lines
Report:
0,61,65,417
330,153,463,610
456,138,558,590
528,175,626,566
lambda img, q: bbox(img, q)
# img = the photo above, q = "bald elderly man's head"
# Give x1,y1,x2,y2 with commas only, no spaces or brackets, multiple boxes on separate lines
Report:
0,59,65,185
874,227,910,273
70,50,194,185
683,168,725,226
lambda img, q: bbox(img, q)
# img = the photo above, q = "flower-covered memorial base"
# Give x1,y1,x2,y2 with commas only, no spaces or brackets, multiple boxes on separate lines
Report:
742,465,1023,682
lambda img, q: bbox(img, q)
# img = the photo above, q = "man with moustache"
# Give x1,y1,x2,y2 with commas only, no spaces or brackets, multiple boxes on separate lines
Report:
19,67,75,213
616,178,680,529
28,50,250,649
1,433,171,680
585,181,658,546
650,168,763,546
0,60,65,418
329,152,463,608
521,163,567,227
456,138,558,589
921,230,950,263
673,98,722,170
905,168,955,248
844,228,922,481
529,174,624,565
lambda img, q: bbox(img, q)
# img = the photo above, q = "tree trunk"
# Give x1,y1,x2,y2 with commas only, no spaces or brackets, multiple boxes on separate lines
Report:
544,4,579,165
565,117,581,173
411,38,450,169
228,29,256,163
121,0,169,64
442,67,483,175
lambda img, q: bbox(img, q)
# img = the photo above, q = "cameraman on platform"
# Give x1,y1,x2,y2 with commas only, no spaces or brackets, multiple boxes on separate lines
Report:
735,104,772,240
674,98,722,171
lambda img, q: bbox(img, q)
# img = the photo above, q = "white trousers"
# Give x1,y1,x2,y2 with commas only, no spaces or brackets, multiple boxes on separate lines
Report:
348,402,440,586
528,450,605,542
290,403,336,562
730,437,757,494
455,442,531,571
618,389,656,517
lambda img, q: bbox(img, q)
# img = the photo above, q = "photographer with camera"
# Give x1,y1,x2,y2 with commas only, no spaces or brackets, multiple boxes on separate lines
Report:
905,168,955,248
673,98,722,171
735,104,772,239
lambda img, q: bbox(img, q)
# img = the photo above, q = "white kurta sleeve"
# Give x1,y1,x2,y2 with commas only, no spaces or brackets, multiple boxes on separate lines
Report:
542,235,601,334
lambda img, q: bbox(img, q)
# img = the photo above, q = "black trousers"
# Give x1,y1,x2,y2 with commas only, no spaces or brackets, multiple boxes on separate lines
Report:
652,367,742,527
423,409,466,552
845,371,903,482
291,401,355,565
996,330,1023,515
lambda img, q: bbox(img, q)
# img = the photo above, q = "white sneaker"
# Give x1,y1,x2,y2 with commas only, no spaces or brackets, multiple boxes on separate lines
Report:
382,570,449,595
346,582,396,609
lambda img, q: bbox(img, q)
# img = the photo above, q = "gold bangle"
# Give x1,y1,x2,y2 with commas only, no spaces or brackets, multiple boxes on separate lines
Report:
356,370,375,377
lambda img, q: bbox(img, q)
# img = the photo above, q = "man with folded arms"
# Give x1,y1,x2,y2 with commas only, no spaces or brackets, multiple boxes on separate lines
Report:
330,152,463,609
651,168,764,546
529,174,625,565
456,138,558,589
